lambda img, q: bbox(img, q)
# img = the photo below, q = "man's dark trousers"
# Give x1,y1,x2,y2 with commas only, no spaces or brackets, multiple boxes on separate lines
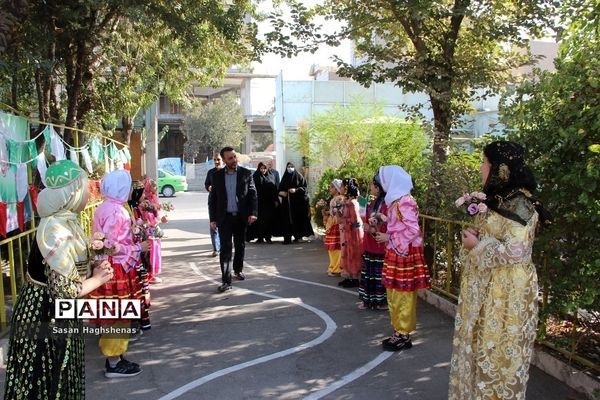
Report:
218,213,246,285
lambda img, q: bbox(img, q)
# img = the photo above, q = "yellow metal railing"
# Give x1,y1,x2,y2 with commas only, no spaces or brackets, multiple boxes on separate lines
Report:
420,214,472,301
0,201,100,333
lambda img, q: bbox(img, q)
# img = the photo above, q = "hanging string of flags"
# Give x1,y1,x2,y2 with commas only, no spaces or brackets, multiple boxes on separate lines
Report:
0,107,132,237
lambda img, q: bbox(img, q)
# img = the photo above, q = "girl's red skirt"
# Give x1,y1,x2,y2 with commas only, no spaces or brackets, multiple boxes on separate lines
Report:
324,224,341,251
88,261,143,325
381,245,431,292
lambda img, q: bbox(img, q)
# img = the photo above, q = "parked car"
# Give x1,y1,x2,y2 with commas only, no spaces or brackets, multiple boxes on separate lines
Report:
158,169,188,197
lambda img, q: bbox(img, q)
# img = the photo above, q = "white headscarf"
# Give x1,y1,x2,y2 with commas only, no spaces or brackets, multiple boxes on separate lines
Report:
379,165,413,206
101,170,132,203
332,179,343,194
37,173,89,277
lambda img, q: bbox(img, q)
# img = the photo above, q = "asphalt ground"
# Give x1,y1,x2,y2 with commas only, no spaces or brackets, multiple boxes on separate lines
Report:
0,191,585,399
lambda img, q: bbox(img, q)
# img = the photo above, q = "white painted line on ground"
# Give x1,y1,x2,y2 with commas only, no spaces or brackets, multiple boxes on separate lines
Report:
246,263,358,294
158,263,337,400
245,263,398,400
303,351,394,400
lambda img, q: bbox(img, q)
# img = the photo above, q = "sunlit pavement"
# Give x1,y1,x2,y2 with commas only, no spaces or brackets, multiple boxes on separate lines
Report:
0,191,585,399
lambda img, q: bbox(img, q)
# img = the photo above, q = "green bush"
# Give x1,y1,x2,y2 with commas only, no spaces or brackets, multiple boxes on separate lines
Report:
501,14,600,317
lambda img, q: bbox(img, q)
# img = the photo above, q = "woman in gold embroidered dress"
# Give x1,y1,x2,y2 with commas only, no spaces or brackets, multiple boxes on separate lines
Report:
3,159,113,400
448,141,550,400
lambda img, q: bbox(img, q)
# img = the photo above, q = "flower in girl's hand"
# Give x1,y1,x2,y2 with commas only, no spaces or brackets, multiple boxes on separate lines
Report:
315,199,327,208
89,232,118,259
160,202,175,212
455,192,487,216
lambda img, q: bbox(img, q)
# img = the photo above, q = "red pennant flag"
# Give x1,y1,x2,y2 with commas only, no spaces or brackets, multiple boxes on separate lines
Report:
28,185,38,212
0,202,7,238
16,201,25,232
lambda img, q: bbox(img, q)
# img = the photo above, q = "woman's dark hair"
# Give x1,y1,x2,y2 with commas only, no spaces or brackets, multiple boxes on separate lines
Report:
372,173,386,211
343,177,360,198
483,141,550,225
483,141,536,197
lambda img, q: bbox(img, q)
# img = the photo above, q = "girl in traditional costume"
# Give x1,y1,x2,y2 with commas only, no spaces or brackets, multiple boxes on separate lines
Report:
448,141,550,400
4,159,113,399
358,173,388,309
337,178,364,288
376,165,430,351
89,170,147,378
324,179,344,276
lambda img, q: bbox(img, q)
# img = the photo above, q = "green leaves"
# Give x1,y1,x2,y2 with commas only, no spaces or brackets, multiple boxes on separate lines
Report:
182,93,246,162
265,0,556,161
501,0,600,317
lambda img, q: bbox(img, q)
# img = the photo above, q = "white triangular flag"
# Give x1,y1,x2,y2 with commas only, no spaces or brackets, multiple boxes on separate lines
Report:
82,148,93,174
50,130,66,160
36,152,48,185
69,149,79,166
16,163,28,201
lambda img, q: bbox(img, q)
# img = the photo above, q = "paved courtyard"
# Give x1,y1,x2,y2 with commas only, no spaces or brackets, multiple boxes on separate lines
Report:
0,192,586,399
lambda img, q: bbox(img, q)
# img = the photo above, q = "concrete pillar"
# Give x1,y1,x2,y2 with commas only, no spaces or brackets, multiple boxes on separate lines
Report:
145,100,158,180
274,72,285,174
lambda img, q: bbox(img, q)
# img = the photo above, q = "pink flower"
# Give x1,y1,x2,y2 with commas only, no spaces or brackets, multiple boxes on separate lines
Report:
104,239,115,250
471,191,487,200
92,232,105,240
477,203,488,213
91,240,104,250
467,203,479,215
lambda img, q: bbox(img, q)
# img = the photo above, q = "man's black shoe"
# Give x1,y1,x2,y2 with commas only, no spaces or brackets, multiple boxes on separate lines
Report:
235,272,246,281
218,283,232,292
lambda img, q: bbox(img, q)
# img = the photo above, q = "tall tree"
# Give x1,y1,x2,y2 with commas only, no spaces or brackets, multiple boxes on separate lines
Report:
0,0,260,145
182,93,247,162
267,0,558,161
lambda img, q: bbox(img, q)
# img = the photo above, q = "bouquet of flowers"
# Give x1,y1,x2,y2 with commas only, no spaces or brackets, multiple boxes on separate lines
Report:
455,191,488,216
89,231,118,260
315,199,327,209
132,218,147,243
367,212,387,235
160,202,175,212
139,199,158,214
330,197,343,215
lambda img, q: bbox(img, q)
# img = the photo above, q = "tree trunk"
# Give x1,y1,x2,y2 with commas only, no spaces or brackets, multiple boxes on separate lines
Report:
430,96,451,163
122,116,134,146
64,39,86,146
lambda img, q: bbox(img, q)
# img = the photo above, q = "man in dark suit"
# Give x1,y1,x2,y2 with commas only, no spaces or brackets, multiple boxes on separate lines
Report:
204,152,222,257
208,146,258,292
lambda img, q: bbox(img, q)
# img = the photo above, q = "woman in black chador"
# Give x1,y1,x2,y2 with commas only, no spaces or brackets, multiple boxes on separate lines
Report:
247,162,279,243
278,162,314,244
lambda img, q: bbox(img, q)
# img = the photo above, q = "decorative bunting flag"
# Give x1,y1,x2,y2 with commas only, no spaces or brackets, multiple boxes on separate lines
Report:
16,201,25,232
50,130,66,160
28,184,38,212
82,148,93,174
70,148,79,166
28,141,37,167
0,201,6,238
16,163,28,201
36,152,47,185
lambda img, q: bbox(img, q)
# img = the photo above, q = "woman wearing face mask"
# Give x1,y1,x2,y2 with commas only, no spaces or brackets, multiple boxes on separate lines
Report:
247,162,279,243
278,162,314,244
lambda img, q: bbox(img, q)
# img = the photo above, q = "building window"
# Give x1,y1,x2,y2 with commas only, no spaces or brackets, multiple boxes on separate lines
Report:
159,96,182,114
